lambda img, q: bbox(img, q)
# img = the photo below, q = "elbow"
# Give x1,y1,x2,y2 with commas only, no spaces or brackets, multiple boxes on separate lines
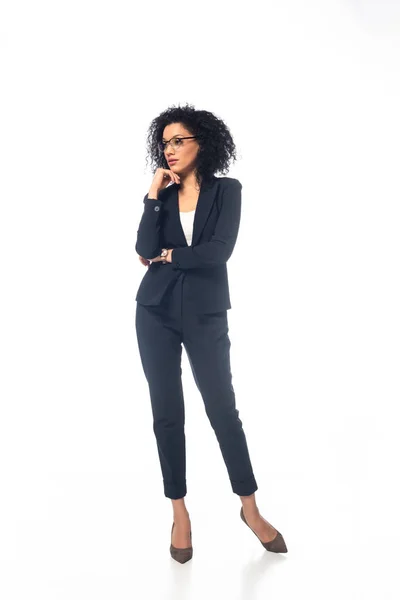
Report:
219,240,236,264
135,240,160,260
215,250,232,266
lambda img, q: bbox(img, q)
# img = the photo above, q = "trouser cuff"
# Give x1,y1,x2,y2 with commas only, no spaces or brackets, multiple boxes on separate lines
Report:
231,474,258,496
163,480,187,499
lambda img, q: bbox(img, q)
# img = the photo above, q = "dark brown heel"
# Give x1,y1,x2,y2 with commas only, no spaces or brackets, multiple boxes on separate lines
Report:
240,506,288,553
170,522,193,564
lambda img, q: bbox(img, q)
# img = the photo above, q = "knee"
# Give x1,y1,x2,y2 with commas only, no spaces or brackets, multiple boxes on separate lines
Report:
153,413,184,436
206,404,243,431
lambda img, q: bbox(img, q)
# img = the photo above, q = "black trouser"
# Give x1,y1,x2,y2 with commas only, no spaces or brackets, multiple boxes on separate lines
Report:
135,270,258,499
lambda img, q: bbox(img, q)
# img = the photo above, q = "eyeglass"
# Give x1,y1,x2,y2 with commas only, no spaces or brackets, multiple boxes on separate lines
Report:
158,136,197,153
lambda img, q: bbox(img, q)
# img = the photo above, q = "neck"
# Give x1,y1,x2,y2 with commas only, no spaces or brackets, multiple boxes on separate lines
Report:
178,170,201,192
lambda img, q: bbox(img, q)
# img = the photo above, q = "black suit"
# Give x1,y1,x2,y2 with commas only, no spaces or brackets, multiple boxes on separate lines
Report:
134,175,258,499
135,175,241,313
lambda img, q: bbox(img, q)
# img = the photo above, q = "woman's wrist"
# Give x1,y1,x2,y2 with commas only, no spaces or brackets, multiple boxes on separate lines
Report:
148,186,159,199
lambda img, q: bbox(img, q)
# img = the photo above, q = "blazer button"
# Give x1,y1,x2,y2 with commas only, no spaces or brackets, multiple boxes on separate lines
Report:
154,205,160,212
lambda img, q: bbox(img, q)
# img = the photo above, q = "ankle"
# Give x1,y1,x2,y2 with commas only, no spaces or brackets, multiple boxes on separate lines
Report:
241,499,259,517
245,509,260,523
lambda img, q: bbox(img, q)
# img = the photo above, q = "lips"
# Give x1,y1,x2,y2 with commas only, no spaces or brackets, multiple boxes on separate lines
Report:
168,160,178,164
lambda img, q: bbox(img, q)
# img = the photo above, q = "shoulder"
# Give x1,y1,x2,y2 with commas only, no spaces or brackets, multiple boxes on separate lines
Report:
216,176,242,190
214,177,242,212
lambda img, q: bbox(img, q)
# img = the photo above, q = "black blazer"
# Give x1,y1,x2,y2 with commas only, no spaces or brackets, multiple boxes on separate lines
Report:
135,175,242,314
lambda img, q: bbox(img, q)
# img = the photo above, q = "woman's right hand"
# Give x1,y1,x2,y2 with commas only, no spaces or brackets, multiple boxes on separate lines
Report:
150,168,180,194
138,255,150,267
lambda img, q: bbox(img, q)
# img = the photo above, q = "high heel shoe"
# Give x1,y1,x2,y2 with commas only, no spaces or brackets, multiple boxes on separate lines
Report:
240,506,288,553
170,522,193,563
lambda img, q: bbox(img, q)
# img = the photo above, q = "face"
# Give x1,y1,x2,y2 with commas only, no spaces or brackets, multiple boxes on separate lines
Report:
161,123,200,177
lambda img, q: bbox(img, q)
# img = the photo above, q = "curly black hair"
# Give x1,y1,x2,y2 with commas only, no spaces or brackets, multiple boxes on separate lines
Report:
144,103,239,189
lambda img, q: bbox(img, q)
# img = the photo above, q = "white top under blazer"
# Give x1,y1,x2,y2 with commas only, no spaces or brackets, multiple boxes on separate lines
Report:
179,209,195,246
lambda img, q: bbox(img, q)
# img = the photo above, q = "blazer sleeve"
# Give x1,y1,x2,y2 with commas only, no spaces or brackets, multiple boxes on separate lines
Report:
171,179,242,270
135,193,164,260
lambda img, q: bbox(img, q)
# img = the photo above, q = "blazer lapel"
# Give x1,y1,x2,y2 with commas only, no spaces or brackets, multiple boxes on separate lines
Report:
171,176,218,247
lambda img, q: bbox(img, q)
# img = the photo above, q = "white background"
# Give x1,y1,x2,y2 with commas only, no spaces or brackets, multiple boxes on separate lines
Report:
1,1,399,598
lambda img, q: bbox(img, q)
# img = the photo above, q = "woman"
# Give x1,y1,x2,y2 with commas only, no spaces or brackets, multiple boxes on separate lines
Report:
135,104,287,563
